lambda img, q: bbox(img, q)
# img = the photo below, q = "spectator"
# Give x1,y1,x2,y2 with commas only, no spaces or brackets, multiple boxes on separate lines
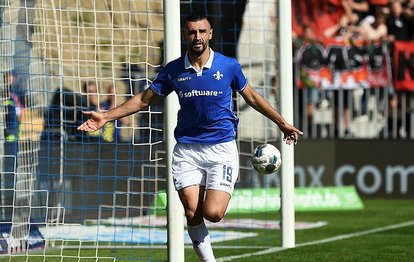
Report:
325,29,354,137
405,0,414,19
351,0,371,21
323,0,354,38
81,81,120,142
44,82,120,142
384,1,414,138
105,84,117,110
322,0,369,38
295,25,324,136
3,71,22,142
386,0,414,41
44,87,84,140
340,0,371,27
354,7,388,40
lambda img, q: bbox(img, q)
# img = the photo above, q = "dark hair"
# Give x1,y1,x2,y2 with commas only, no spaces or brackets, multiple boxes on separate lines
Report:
183,12,211,27
82,80,96,93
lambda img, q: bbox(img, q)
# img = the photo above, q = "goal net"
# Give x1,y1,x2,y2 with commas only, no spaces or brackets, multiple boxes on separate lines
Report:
0,0,283,260
0,0,166,260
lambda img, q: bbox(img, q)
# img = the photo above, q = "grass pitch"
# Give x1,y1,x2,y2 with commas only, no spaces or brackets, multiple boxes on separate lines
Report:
215,198,414,262
1,198,413,261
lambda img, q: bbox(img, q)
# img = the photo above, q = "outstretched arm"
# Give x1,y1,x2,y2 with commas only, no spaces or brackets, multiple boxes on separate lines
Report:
240,83,303,144
77,87,160,132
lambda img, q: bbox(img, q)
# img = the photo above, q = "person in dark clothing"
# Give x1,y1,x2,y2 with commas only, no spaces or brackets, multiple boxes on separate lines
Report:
386,0,414,41
43,87,84,141
3,71,22,142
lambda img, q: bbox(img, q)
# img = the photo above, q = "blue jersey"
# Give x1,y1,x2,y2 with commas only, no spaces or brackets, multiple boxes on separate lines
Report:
150,50,247,144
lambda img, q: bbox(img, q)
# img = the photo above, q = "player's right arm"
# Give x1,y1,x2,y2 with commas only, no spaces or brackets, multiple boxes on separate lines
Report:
77,87,160,132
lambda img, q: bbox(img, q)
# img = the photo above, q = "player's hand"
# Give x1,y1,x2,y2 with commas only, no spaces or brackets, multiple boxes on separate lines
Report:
280,124,303,145
77,111,107,132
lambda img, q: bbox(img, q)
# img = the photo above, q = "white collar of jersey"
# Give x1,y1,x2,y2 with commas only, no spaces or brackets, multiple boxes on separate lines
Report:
184,48,214,70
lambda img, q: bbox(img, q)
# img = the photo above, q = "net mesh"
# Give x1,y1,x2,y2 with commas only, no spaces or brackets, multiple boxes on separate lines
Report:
0,0,283,260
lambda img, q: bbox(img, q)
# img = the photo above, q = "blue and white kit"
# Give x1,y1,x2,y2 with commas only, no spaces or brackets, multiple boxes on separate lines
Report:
150,49,247,144
150,49,247,192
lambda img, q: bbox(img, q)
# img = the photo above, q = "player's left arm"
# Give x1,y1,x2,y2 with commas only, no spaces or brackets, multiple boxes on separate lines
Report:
240,83,303,144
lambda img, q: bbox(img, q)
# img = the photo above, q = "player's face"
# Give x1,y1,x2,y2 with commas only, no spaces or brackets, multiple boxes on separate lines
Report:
183,19,212,56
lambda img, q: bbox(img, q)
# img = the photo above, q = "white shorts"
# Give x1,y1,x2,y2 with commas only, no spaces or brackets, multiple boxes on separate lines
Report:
172,140,239,195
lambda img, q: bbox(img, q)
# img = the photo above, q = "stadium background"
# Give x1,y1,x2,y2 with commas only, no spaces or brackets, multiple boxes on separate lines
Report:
0,0,413,260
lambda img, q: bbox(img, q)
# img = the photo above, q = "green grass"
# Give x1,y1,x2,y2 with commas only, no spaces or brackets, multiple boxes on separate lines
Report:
1,199,413,261
216,198,414,262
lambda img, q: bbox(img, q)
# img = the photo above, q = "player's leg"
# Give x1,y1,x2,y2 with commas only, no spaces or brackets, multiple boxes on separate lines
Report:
178,186,215,262
172,143,215,262
203,189,231,223
203,140,239,223
177,185,205,226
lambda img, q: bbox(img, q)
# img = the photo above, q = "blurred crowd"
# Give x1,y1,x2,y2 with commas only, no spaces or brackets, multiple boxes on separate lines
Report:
292,0,414,138
44,81,122,143
292,0,414,42
3,0,414,143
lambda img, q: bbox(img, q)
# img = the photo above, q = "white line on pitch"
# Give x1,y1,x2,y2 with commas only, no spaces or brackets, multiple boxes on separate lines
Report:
216,220,414,262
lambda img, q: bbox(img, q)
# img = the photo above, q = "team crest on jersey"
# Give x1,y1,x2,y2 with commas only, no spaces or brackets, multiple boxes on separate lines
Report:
213,71,223,80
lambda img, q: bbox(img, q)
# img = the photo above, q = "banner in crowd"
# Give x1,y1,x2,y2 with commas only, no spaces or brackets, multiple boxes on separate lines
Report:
295,39,391,90
393,41,414,91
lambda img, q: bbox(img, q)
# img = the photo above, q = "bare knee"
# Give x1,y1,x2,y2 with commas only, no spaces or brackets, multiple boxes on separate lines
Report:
203,209,224,223
186,207,224,224
203,190,230,223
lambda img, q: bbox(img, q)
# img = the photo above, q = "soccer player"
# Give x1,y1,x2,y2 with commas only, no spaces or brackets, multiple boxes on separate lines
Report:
78,13,303,262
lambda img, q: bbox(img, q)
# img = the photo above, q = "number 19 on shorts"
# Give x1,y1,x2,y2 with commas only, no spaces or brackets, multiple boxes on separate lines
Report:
222,165,233,183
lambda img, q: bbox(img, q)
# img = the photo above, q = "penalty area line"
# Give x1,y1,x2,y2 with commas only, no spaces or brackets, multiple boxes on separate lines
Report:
216,220,414,262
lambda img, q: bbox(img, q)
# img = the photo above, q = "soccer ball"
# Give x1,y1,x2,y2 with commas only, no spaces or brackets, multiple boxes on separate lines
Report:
251,144,282,175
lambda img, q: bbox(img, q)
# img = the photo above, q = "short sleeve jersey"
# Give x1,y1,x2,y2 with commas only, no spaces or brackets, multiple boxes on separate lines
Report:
150,50,247,144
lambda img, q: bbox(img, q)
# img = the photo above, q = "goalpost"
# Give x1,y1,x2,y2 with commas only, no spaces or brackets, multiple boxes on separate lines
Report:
278,0,296,248
163,0,184,261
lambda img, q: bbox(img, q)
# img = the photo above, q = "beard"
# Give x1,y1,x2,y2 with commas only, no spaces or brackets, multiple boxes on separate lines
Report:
189,40,208,56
